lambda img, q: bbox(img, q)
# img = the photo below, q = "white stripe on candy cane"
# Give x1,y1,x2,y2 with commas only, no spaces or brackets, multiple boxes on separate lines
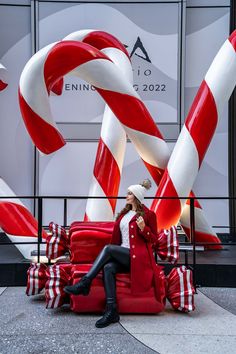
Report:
86,176,114,221
20,43,58,128
100,106,126,172
101,48,133,82
168,125,199,210
181,205,218,236
205,39,236,115
70,58,139,98
124,125,170,169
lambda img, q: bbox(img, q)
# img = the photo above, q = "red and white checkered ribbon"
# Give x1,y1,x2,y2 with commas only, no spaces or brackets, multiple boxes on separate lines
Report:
154,226,179,264
152,30,236,230
46,222,69,260
0,63,8,91
166,265,195,312
26,263,47,296
45,264,71,308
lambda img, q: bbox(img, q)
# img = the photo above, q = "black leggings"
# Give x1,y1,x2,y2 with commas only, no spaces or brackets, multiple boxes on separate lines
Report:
86,245,130,305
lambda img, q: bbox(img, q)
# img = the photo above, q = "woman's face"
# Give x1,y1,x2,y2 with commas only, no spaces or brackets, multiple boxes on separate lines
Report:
126,190,136,205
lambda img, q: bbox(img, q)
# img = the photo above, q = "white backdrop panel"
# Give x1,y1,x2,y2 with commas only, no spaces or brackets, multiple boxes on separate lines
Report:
39,2,179,124
0,5,33,210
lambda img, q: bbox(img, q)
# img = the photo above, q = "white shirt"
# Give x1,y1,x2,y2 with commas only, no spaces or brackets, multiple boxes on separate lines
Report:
120,210,136,248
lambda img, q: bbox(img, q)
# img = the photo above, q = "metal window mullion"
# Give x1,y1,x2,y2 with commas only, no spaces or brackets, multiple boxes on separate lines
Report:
229,0,236,241
178,0,186,131
31,0,40,216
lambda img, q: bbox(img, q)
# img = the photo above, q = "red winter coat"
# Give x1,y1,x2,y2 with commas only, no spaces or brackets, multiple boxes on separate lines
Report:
110,205,163,299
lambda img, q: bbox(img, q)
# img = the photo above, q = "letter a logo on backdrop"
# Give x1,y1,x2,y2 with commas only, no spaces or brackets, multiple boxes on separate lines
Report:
126,37,152,63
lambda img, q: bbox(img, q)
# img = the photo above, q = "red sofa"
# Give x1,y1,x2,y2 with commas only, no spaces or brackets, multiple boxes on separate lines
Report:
69,221,166,313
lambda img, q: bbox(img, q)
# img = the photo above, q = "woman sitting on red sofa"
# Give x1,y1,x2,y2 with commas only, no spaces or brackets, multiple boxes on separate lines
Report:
64,179,159,328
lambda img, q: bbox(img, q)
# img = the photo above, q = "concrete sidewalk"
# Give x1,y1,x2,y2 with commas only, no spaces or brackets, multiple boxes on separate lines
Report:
0,287,236,354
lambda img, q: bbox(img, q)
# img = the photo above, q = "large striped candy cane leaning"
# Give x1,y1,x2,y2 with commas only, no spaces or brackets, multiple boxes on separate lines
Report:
63,30,131,221
19,40,169,198
19,33,219,246
0,178,47,259
152,30,236,230
0,63,8,91
71,32,220,246
64,32,221,245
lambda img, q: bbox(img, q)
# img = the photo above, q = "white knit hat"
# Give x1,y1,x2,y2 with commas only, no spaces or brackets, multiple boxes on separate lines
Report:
127,179,151,203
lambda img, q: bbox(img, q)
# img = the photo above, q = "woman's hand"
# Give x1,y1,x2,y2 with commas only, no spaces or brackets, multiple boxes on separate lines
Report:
136,216,145,231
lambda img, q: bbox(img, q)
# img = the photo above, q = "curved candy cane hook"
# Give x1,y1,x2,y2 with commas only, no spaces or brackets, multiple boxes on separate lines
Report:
19,39,169,184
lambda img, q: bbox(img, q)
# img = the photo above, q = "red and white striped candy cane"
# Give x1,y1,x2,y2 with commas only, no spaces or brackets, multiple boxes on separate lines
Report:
72,32,220,242
180,194,222,249
63,30,131,221
0,63,8,91
19,35,218,244
19,40,169,195
152,30,236,230
0,177,47,259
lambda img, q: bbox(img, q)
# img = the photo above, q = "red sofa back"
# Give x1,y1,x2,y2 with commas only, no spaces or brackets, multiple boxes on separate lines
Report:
70,221,114,263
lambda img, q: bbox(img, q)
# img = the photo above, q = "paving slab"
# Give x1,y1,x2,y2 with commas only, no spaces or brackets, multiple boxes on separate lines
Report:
1,287,236,354
120,292,236,354
134,334,236,354
0,333,158,354
200,287,236,315
0,287,6,295
0,287,156,354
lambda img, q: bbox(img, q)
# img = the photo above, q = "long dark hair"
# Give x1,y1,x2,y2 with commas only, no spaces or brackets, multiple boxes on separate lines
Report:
116,197,144,220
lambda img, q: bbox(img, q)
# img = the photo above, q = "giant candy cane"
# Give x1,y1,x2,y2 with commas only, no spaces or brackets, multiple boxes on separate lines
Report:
0,64,47,259
0,63,8,91
152,30,236,231
63,30,131,221
19,40,169,189
19,34,220,247
72,32,220,247
0,178,47,259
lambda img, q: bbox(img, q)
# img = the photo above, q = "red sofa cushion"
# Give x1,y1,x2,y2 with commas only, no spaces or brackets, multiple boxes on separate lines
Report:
70,264,165,314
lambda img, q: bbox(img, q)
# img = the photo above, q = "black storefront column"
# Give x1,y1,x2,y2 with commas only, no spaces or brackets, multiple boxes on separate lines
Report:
229,0,236,241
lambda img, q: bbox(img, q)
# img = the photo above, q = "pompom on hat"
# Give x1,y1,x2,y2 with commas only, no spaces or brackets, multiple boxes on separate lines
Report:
127,179,152,203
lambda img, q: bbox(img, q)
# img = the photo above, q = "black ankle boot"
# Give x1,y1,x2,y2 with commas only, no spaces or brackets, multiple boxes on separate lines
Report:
95,304,120,328
63,276,91,296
